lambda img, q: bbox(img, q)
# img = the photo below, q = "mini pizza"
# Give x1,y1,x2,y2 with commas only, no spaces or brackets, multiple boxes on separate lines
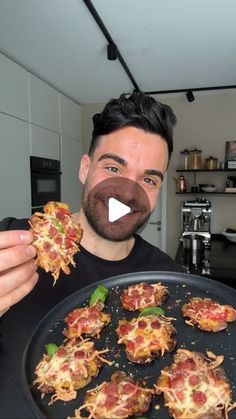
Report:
182,297,236,332
63,301,111,339
29,201,83,284
156,349,236,419
34,338,111,404
120,282,168,311
71,371,154,419
116,314,176,363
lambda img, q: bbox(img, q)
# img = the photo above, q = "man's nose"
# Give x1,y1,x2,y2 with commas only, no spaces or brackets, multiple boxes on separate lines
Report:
116,181,140,203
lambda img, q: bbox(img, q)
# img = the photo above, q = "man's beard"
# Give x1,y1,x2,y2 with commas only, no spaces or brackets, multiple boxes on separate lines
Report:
81,179,151,242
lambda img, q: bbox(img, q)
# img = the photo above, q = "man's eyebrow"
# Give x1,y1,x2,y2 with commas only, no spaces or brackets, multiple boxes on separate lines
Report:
98,154,164,182
98,153,127,166
144,169,164,182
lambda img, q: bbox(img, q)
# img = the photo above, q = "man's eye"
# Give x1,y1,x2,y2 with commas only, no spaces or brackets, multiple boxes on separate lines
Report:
143,177,157,186
106,166,120,173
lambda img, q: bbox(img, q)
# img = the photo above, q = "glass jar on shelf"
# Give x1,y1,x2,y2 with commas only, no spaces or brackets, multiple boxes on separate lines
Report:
189,148,202,169
205,156,218,170
180,149,189,170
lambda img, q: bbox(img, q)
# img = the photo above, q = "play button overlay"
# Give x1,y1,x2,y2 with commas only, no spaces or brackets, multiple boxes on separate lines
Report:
84,177,151,241
108,197,131,222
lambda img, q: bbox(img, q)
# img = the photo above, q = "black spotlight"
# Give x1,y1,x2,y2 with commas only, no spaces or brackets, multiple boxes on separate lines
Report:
107,44,117,61
186,90,195,102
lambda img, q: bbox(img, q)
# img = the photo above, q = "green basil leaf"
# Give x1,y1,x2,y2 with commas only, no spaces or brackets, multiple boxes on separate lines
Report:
139,306,165,317
57,224,64,234
89,285,109,306
50,216,59,226
46,343,58,356
50,216,64,234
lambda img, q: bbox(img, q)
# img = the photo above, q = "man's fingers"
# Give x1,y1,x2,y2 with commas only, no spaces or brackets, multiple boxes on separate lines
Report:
0,273,39,314
0,230,33,249
0,244,37,272
0,260,38,297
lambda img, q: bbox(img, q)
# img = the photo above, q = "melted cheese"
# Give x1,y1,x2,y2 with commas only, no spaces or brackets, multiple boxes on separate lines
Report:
35,340,99,395
125,282,167,310
117,315,175,360
156,350,232,418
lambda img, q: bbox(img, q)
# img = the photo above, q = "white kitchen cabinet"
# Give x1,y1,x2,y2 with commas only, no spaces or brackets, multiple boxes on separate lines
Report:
61,135,83,212
0,53,28,120
31,124,60,160
29,74,59,132
0,113,31,219
60,94,81,140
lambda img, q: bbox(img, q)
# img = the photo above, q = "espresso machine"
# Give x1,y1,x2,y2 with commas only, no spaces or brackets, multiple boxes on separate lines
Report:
180,198,211,273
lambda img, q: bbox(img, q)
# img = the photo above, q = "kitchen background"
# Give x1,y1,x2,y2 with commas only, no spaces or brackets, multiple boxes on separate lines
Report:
0,0,236,260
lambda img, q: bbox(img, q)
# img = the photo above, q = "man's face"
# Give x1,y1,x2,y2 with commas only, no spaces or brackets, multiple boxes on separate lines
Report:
79,126,169,241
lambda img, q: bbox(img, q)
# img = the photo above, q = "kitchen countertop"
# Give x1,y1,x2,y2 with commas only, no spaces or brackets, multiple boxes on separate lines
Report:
175,234,236,288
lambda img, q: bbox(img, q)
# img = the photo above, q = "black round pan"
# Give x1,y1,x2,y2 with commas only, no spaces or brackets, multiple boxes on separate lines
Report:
22,271,236,419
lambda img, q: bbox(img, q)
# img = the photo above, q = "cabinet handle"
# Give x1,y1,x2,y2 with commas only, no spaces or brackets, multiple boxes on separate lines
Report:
149,221,161,225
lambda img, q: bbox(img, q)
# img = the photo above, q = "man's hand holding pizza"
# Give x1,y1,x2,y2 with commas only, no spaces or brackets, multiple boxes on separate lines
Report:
0,230,39,316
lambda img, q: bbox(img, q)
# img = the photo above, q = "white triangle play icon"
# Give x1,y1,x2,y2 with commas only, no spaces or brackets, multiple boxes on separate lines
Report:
108,197,131,222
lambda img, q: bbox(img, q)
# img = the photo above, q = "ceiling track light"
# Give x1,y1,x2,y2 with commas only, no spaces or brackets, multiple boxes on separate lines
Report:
186,90,195,102
107,44,117,61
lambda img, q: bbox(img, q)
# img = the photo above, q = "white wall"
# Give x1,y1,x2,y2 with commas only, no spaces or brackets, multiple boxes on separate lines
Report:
0,53,82,218
81,103,104,153
81,90,236,257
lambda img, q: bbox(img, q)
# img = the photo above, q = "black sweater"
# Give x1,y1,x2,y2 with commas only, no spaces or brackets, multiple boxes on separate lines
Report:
0,217,182,418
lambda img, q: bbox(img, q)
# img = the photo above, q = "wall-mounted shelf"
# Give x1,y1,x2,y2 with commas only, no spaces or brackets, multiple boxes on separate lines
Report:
176,169,236,172
176,192,236,195
175,168,236,195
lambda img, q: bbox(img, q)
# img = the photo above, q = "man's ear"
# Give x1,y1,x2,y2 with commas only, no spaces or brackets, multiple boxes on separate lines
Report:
79,154,91,184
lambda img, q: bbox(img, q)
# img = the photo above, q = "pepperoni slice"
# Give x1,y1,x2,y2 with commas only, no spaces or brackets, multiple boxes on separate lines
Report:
130,289,140,297
135,335,144,344
60,362,70,372
176,390,185,401
104,395,119,408
103,383,119,395
122,382,135,394
74,350,85,359
49,225,57,236
56,210,67,221
192,391,207,405
68,227,77,238
57,348,67,357
43,241,51,251
89,312,100,322
151,320,161,329
77,316,88,327
144,297,152,304
118,323,135,336
65,238,73,248
55,235,62,244
122,294,133,303
178,358,196,371
49,250,58,260
171,373,185,388
189,375,200,386
138,320,147,329
143,285,152,298
66,310,81,324
126,341,136,352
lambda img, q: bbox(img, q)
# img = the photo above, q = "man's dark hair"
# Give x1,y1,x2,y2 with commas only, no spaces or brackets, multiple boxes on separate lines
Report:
88,91,177,158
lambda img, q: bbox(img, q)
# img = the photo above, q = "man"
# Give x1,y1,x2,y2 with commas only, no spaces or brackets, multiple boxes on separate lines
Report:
0,91,182,417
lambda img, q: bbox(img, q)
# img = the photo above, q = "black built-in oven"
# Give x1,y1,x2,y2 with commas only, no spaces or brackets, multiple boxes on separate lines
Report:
30,156,61,214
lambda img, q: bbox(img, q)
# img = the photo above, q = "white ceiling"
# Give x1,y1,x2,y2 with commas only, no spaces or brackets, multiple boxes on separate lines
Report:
0,0,236,104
